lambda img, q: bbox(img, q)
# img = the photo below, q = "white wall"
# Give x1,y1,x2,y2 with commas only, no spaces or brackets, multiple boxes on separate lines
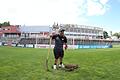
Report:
34,44,78,49
0,42,2,46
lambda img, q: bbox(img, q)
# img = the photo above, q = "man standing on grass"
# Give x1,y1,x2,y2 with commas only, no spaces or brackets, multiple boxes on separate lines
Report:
50,29,68,70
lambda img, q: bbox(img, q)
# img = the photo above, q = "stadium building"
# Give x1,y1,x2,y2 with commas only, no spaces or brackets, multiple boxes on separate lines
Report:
52,23,112,48
1,23,119,48
18,25,51,48
52,23,103,39
17,23,115,49
0,25,21,38
0,25,21,45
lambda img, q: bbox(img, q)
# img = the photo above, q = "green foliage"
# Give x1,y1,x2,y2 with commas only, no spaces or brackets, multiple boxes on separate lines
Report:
113,32,120,38
0,47,120,80
103,31,109,39
0,21,10,27
0,23,2,27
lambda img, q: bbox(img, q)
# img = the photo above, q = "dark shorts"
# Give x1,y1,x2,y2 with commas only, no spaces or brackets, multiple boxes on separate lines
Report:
53,48,64,59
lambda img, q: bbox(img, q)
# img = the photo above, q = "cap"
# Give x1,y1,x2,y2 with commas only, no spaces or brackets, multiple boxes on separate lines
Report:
59,29,65,32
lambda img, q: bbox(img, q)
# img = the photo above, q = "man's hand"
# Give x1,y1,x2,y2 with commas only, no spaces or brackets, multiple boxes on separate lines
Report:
49,34,53,39
64,44,68,50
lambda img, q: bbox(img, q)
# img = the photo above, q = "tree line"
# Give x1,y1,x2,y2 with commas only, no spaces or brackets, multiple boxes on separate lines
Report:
0,21,10,27
103,31,120,39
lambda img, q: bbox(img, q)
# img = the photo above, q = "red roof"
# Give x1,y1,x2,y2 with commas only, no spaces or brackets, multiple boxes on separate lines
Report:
1,26,21,33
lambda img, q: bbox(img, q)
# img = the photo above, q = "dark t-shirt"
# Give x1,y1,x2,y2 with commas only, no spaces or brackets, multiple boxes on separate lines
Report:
52,34,67,50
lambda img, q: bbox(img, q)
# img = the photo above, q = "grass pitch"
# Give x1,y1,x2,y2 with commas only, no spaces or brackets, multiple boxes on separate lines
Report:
0,46,120,80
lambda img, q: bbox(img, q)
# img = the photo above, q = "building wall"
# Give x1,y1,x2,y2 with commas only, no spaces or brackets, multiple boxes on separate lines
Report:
53,24,104,39
21,32,49,38
1,26,20,33
20,24,103,39
0,25,21,38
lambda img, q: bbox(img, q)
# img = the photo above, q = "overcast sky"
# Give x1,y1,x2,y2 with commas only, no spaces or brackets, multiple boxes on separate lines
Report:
0,0,120,33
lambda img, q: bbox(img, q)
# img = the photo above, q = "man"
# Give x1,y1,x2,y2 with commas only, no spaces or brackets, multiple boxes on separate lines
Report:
51,29,68,69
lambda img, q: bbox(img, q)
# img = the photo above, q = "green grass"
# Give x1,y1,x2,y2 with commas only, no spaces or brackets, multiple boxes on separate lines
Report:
113,45,120,48
0,46,120,80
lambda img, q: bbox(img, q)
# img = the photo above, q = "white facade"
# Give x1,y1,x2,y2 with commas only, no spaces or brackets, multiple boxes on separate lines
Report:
51,24,103,39
57,24,103,39
20,24,103,39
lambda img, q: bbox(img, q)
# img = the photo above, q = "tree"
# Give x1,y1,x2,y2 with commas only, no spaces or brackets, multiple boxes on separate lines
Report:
0,23,1,27
0,21,10,27
103,31,109,39
2,21,10,26
113,32,120,39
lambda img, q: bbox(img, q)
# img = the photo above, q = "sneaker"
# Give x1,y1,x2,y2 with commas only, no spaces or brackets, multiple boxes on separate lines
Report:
59,64,65,68
61,64,65,68
53,65,57,70
59,64,62,68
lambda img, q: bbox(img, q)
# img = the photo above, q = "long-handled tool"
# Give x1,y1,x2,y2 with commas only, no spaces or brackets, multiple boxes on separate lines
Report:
46,37,52,71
